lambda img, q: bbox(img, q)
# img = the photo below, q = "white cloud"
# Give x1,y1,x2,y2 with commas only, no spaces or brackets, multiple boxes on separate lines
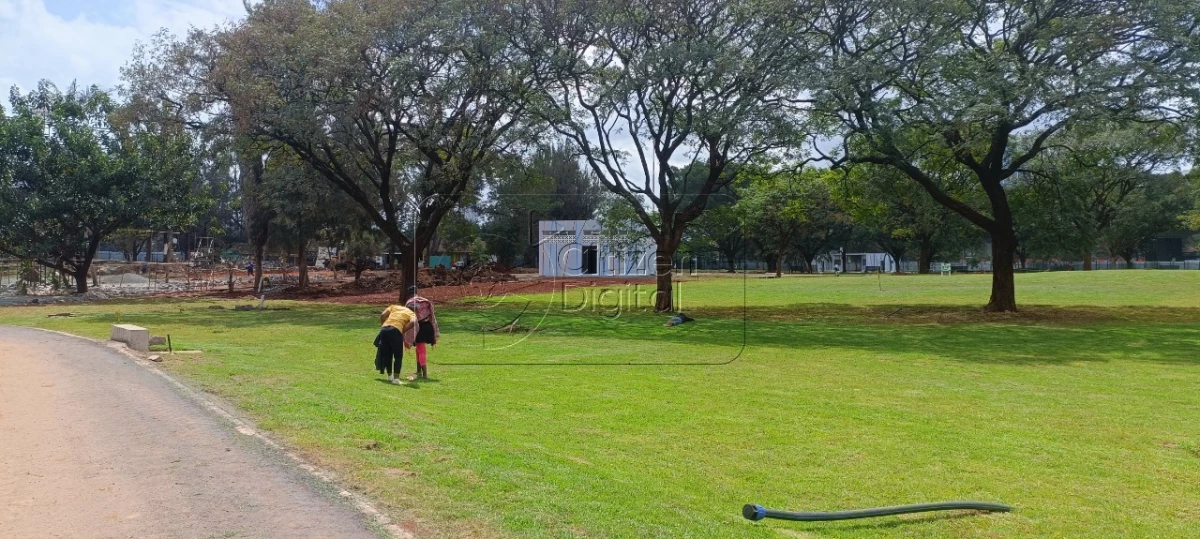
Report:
0,0,247,97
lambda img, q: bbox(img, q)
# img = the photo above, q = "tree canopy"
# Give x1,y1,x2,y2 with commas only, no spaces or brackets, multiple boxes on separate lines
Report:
56,0,1198,309
522,0,816,310
0,83,203,292
134,0,552,299
808,0,1200,310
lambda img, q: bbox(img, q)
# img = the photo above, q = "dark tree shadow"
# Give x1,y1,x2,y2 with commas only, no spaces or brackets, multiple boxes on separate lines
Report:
81,299,1200,368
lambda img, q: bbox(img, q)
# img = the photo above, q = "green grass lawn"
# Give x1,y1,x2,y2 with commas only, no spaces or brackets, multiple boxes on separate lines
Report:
3,271,1200,538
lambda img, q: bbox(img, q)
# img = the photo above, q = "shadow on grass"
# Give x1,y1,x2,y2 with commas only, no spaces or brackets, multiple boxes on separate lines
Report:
76,300,1200,367
790,510,997,532
372,377,421,389
696,303,1200,325
437,301,1200,366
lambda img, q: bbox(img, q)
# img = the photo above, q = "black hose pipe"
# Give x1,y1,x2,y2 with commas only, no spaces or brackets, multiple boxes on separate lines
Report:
743,501,1012,522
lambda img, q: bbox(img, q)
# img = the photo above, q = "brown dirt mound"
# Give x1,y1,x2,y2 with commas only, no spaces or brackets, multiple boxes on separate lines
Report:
319,277,655,304
188,267,653,304
338,266,517,292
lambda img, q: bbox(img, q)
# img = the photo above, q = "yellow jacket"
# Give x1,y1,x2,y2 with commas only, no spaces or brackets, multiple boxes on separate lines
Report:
380,305,418,345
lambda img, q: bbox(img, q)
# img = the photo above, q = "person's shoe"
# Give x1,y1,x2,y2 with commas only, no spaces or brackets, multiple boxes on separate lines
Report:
391,377,403,385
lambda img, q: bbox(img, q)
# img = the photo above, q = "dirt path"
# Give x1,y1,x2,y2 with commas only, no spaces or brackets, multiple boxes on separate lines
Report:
0,326,387,539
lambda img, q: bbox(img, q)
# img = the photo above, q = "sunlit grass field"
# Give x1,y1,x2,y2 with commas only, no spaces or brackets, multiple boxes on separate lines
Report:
3,271,1200,538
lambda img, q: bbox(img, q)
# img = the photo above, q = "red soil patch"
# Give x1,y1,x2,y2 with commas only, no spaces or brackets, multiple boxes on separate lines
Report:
143,268,656,306
316,277,656,305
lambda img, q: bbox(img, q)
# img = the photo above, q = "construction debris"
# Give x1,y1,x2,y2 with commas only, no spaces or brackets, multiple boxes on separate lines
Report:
341,266,517,292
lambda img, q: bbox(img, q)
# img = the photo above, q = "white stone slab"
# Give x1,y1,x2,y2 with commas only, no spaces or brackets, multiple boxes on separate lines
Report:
111,324,150,352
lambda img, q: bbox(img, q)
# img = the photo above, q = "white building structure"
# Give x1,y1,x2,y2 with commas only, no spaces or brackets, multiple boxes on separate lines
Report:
538,220,656,278
830,251,899,273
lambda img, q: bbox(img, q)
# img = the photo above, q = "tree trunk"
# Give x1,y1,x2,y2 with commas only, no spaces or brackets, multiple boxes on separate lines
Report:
240,153,269,292
130,237,144,263
985,230,1018,312
72,236,103,294
655,249,674,312
1082,253,1093,271
427,231,438,264
73,267,89,294
775,248,785,278
253,241,265,293
724,250,736,273
399,249,418,303
297,237,309,289
918,238,934,274
396,229,429,302
396,227,439,302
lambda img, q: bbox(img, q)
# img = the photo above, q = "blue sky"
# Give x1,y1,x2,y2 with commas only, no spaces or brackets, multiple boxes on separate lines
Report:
42,0,135,24
1,0,248,97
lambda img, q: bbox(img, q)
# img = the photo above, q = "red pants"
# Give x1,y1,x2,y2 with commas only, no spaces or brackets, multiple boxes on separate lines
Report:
415,342,427,367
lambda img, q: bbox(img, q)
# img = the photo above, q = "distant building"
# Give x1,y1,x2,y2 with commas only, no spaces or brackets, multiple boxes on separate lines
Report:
538,220,655,278
829,251,899,273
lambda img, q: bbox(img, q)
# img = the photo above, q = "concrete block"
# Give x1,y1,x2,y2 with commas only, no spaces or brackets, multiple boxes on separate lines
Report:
111,324,150,352
149,336,166,346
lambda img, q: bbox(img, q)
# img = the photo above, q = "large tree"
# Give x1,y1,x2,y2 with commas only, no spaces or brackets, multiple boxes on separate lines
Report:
1020,122,1188,269
838,164,978,274
211,0,546,301
685,189,743,273
481,144,603,268
189,136,246,253
809,0,1200,311
0,83,201,292
525,0,815,311
260,149,356,289
123,27,274,288
1184,172,1200,250
1098,173,1192,267
789,178,853,274
737,166,817,278
1009,180,1066,268
480,156,555,268
536,144,604,221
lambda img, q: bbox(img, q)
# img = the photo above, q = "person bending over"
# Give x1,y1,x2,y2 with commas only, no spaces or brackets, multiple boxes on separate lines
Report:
374,304,417,385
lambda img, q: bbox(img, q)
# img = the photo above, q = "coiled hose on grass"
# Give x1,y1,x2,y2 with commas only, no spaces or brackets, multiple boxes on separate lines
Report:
742,501,1012,522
